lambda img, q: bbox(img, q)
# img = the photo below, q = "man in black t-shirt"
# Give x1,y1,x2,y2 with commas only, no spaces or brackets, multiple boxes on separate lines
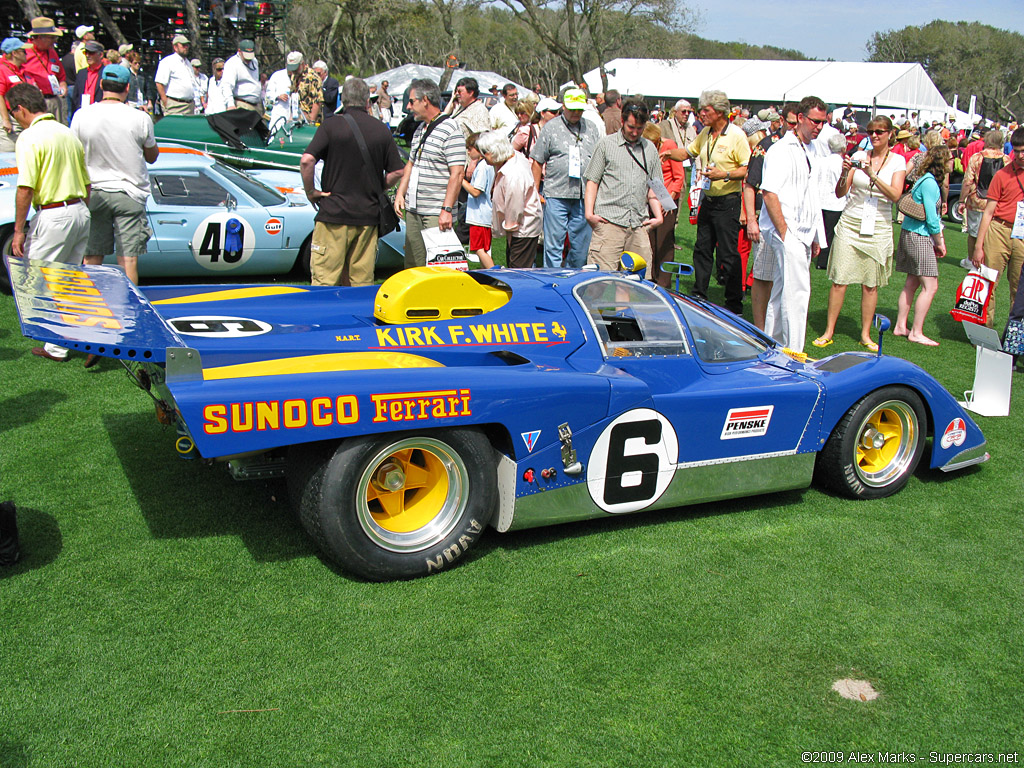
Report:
300,77,405,286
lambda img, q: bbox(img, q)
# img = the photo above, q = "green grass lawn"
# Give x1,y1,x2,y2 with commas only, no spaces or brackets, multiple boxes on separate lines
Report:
2,219,1022,766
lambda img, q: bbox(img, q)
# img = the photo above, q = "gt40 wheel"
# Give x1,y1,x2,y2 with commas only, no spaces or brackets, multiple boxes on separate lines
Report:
948,196,965,225
294,429,496,580
816,387,927,499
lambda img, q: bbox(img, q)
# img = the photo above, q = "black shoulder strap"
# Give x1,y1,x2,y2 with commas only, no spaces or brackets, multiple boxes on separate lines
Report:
343,112,384,194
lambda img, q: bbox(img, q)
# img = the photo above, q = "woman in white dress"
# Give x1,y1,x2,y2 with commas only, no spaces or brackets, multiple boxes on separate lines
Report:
813,116,906,351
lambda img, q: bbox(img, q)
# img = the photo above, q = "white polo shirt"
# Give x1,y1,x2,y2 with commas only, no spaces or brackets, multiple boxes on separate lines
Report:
154,52,195,101
222,53,261,103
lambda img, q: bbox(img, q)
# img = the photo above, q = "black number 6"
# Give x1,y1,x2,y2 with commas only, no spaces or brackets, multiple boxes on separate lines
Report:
603,420,662,505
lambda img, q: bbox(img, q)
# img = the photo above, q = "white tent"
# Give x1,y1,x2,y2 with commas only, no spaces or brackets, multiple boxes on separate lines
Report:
575,58,950,115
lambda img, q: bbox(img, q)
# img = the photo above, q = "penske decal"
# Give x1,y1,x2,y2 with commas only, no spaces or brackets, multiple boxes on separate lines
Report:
371,389,471,423
203,395,359,434
38,266,122,330
372,321,568,349
720,405,774,440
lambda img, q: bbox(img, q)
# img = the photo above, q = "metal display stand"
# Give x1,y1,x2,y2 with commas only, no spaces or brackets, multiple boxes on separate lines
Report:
960,321,1012,417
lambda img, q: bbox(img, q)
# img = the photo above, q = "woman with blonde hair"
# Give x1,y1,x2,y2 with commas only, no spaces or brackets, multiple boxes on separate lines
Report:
813,115,906,350
893,145,950,345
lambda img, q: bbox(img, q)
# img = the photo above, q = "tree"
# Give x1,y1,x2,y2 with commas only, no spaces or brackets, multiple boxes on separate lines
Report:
867,21,1024,122
495,0,694,90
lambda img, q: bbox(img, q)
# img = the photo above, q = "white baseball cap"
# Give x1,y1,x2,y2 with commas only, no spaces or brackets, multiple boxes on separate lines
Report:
75,25,94,38
286,51,302,71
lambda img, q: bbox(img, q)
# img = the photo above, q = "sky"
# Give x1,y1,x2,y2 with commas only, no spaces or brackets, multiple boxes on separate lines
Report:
693,0,1023,62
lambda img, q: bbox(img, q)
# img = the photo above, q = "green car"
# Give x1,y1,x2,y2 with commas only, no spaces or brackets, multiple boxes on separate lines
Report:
154,110,319,170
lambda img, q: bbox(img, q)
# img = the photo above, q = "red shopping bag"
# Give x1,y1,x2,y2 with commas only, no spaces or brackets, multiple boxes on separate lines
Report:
950,266,997,325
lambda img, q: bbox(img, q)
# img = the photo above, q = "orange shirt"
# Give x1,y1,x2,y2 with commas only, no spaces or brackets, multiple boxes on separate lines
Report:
988,162,1024,222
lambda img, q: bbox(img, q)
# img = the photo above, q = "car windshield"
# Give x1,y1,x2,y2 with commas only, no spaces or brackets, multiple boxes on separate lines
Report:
574,277,688,357
210,162,285,206
673,295,767,363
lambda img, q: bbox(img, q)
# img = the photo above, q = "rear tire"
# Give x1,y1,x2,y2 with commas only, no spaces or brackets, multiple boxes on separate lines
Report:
295,429,496,580
815,386,927,499
947,196,965,225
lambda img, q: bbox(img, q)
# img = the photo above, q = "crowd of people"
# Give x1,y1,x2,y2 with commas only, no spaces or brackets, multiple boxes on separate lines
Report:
6,16,1024,365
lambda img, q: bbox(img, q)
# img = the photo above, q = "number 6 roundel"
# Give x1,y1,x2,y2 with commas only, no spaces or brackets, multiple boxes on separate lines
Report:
586,408,678,514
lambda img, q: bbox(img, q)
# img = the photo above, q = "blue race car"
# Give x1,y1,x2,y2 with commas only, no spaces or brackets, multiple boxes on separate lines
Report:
0,145,405,292
8,259,988,580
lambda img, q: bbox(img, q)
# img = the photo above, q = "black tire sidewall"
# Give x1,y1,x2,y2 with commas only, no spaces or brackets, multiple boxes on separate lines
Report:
315,428,496,580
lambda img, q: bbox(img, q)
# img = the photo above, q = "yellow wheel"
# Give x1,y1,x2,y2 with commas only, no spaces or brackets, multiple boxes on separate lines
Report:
295,429,497,580
356,437,467,551
853,401,918,487
816,387,927,499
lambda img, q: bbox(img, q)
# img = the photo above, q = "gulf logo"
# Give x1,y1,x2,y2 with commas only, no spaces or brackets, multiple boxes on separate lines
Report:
264,218,283,235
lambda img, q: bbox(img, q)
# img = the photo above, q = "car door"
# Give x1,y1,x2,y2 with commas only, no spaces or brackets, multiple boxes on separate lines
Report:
574,278,820,468
146,169,266,277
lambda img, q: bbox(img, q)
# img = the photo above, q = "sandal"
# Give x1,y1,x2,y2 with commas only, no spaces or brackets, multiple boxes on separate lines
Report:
859,340,879,352
811,336,834,348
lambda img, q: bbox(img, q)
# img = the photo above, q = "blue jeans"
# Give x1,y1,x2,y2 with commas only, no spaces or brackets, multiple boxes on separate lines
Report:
542,197,591,269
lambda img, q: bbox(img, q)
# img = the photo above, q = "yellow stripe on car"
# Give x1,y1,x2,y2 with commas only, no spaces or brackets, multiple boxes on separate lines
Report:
203,352,444,380
154,286,309,305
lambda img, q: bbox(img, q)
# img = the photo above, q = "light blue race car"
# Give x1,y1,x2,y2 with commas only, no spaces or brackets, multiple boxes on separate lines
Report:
0,144,405,292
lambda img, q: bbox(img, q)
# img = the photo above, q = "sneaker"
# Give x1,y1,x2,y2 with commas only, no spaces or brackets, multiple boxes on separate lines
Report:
960,258,973,270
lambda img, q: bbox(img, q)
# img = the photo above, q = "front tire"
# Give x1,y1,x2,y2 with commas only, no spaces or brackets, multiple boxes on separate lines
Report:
296,429,496,580
815,387,927,499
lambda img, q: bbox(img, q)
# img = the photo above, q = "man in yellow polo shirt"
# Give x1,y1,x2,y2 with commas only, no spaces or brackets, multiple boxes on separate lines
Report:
8,82,92,362
662,89,750,315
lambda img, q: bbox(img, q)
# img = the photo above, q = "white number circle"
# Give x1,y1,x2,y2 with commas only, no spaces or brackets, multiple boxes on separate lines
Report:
170,316,272,338
586,408,678,514
191,212,256,271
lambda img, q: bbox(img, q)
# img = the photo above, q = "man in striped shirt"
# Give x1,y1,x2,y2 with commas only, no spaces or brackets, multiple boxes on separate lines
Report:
394,78,466,268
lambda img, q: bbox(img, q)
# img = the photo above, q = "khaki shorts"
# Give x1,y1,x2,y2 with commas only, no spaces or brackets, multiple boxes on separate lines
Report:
586,220,653,272
233,99,265,116
163,98,195,116
87,189,151,259
310,221,378,287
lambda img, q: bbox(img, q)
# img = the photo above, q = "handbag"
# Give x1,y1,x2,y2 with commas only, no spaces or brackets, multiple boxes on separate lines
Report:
897,175,940,222
1004,319,1024,355
342,113,401,237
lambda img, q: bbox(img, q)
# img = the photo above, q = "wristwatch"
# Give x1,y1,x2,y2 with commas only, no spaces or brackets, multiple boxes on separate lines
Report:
441,206,453,212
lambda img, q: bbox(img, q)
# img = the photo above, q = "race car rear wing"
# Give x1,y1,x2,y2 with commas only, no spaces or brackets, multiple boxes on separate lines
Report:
7,257,185,364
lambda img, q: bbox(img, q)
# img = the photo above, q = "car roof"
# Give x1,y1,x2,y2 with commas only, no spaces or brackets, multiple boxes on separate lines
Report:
152,143,217,170
0,144,215,176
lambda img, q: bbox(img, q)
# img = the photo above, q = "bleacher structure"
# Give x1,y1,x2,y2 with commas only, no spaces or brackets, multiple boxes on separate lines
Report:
0,0,291,71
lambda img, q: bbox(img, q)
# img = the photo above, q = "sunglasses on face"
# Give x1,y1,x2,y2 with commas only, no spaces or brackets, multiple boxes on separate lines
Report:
868,129,888,135
785,120,798,127
805,116,827,126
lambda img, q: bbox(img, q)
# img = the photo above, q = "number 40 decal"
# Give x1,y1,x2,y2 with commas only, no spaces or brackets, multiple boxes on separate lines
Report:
191,213,255,271
586,408,678,514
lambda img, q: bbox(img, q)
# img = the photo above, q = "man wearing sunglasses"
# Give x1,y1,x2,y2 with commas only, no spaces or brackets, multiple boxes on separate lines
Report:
758,95,829,352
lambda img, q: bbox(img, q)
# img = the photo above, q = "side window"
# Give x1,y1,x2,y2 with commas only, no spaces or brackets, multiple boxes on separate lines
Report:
151,173,233,207
574,278,688,357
